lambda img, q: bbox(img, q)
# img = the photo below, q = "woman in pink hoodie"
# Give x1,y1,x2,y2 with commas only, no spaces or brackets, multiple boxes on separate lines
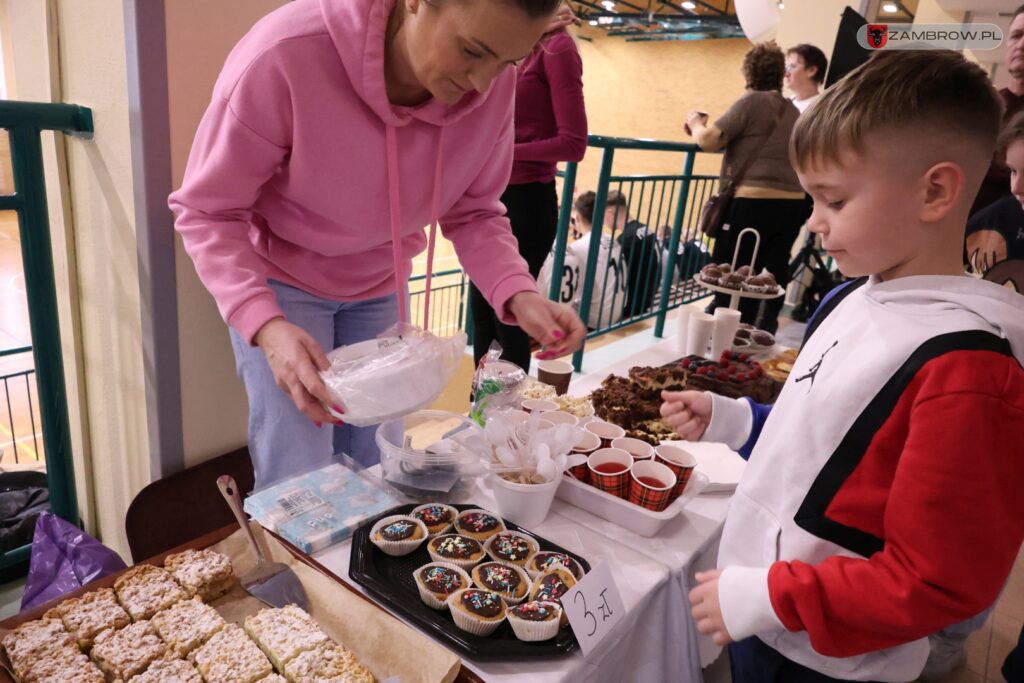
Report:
169,0,585,486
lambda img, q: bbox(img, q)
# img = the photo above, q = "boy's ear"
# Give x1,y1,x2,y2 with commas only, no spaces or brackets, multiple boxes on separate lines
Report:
919,161,965,224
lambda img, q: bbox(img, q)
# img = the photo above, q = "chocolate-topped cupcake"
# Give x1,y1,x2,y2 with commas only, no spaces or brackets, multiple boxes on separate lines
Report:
471,562,529,604
369,515,428,557
454,509,505,541
720,273,745,290
506,601,563,642
529,568,577,625
415,562,471,610
412,503,457,536
427,534,486,570
485,531,538,566
379,520,418,542
526,551,584,580
448,588,507,636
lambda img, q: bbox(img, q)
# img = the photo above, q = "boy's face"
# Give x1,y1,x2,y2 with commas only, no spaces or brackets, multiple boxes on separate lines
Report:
1006,140,1024,209
796,139,925,281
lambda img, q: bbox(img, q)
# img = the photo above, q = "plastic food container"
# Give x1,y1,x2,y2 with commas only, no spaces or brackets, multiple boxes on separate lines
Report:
376,410,485,501
555,469,710,537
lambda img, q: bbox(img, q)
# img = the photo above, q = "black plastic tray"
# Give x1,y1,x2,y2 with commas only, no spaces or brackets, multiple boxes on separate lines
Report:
348,503,590,659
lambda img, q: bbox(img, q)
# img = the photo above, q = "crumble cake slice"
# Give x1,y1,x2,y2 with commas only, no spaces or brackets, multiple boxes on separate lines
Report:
114,564,187,622
150,597,226,657
242,605,329,671
131,658,204,683
45,587,131,650
190,624,272,683
282,643,376,683
163,549,234,601
90,620,168,681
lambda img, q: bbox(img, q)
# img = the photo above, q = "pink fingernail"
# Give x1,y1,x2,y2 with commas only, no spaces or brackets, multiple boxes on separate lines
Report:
334,419,345,426
332,404,345,414
315,421,322,429
552,330,564,340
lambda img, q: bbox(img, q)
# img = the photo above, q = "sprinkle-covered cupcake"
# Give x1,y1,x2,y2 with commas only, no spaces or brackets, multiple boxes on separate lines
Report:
454,509,506,541
484,531,539,567
529,568,577,626
506,601,563,642
471,562,530,605
427,534,486,570
526,551,584,580
369,515,428,556
414,562,471,610
411,503,458,536
448,588,507,636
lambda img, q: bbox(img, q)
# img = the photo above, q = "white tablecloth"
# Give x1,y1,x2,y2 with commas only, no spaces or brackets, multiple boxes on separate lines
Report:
315,332,743,682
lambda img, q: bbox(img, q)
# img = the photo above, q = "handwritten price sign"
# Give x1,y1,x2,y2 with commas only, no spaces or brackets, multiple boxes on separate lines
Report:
561,561,625,657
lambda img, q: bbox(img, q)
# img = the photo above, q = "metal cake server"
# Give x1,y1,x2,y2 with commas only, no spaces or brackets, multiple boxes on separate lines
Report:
217,475,309,610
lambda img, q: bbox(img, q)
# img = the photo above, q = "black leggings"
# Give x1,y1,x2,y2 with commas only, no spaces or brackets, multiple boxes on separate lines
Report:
709,196,811,333
469,181,558,372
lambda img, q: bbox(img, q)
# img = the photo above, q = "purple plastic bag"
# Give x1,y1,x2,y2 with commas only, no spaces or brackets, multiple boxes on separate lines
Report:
21,512,127,611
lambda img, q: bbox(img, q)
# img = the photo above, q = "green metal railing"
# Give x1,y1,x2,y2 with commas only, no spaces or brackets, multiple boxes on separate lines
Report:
408,268,471,338
550,136,720,371
0,100,93,568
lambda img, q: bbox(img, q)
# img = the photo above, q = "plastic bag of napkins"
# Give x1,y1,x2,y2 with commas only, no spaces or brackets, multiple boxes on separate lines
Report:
243,460,399,553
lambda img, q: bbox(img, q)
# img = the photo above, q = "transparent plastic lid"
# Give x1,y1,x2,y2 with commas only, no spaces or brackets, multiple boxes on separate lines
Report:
376,410,483,465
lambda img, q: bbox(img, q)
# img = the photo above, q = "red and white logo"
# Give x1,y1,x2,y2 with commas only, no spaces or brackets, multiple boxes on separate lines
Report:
866,24,888,49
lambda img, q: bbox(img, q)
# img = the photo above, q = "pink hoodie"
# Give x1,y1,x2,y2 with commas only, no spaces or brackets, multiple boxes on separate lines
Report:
169,0,535,344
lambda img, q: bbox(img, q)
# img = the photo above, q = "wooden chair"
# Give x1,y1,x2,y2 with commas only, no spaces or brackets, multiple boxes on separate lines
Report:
124,447,255,562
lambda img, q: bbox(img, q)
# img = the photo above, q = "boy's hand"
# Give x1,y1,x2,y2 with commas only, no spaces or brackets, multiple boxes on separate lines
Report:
661,390,712,440
689,569,733,646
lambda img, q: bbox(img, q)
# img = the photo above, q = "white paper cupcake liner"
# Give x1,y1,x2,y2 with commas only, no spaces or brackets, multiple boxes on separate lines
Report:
471,561,531,606
524,552,584,580
369,515,429,557
506,601,563,642
484,530,540,566
414,561,472,610
426,534,486,570
411,503,458,537
454,508,507,541
447,589,507,636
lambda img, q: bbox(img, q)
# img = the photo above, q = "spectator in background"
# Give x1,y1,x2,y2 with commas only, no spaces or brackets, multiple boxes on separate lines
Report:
537,191,628,329
971,4,1024,216
608,190,663,319
687,41,809,333
470,12,588,371
785,44,828,113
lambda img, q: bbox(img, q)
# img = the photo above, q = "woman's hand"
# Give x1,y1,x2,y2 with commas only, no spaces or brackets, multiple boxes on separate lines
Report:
508,291,586,360
544,5,579,36
253,318,341,427
660,390,712,440
685,110,709,136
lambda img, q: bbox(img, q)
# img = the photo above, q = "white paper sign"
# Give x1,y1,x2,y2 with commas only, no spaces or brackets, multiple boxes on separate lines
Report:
561,561,626,657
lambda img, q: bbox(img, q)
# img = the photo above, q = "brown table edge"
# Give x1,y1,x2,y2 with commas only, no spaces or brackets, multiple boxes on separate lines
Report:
0,523,482,683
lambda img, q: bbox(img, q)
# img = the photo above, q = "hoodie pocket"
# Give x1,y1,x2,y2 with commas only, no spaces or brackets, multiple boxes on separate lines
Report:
720,490,783,568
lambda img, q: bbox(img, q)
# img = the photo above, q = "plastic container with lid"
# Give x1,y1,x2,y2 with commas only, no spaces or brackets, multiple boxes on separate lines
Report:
376,410,486,501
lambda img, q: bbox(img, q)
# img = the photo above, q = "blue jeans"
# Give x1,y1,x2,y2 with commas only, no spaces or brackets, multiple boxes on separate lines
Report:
229,280,400,489
729,638,881,683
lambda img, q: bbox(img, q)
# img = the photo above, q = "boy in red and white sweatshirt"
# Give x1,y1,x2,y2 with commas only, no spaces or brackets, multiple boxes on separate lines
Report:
661,50,1024,682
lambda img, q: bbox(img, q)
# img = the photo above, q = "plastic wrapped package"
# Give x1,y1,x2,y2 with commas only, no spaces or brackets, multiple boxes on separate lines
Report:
469,347,528,426
22,512,128,611
320,324,466,427
243,458,400,553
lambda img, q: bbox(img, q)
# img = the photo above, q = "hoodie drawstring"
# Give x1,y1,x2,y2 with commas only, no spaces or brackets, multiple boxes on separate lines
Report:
386,125,444,330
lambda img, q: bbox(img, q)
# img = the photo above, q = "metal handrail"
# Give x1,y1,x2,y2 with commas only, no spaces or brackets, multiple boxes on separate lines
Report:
0,99,93,564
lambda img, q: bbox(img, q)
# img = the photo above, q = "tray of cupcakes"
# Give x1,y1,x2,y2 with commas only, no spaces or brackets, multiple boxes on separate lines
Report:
348,503,589,658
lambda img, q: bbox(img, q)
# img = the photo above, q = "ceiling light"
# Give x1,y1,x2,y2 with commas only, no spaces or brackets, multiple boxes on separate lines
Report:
601,0,616,9
589,19,598,25
598,16,615,24
777,1,784,7
882,2,898,12
681,1,696,9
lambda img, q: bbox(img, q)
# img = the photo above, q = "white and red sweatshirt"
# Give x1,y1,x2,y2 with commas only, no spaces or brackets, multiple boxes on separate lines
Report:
702,275,1024,681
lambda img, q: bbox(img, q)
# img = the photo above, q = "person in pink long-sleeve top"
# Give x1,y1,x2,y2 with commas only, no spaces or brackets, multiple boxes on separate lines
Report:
469,25,588,371
168,0,585,486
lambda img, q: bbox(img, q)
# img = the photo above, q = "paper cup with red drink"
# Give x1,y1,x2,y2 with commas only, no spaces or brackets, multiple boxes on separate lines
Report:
587,448,632,499
654,444,697,502
627,460,677,512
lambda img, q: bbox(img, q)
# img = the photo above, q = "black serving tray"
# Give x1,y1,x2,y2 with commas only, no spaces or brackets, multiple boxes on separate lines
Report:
348,503,590,659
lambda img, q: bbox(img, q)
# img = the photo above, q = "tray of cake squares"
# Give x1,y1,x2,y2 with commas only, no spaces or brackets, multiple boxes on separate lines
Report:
348,503,590,659
0,521,461,683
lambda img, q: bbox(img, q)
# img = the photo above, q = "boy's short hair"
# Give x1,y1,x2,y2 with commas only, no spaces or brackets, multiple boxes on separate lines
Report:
787,44,828,85
573,191,596,223
999,110,1024,155
791,50,1002,171
604,189,629,209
